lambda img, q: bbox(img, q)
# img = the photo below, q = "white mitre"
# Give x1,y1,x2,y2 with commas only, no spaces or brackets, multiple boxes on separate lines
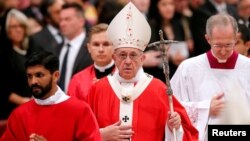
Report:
106,2,151,51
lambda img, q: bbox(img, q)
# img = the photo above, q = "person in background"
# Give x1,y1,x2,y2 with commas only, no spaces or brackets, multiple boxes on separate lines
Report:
131,0,150,18
237,0,250,28
29,0,65,57
234,23,250,56
22,0,43,34
58,3,93,92
191,0,238,56
0,9,33,120
226,0,239,7
18,0,30,10
87,2,198,141
64,0,98,27
68,23,115,101
144,0,190,82
171,13,250,141
173,0,194,55
0,50,101,141
22,0,43,26
168,42,190,78
234,0,250,56
188,0,205,11
97,1,123,24
0,0,20,16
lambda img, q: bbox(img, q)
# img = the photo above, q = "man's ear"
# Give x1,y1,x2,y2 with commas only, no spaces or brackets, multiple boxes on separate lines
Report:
236,32,241,42
141,54,146,62
205,34,211,44
80,17,85,27
112,53,116,61
53,70,60,82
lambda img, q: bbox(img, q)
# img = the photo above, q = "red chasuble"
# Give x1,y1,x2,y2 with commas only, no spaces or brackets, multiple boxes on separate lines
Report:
87,77,198,141
0,98,101,141
68,65,96,101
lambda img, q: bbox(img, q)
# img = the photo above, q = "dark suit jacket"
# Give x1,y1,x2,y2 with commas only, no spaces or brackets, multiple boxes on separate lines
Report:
22,6,44,25
60,37,93,78
191,1,238,56
28,27,62,57
72,38,93,76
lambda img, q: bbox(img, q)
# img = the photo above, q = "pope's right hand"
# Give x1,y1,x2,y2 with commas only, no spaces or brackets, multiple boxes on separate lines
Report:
100,120,134,141
29,133,47,141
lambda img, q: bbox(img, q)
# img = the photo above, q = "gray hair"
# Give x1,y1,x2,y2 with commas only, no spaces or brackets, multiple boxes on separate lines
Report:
206,13,238,37
5,9,30,50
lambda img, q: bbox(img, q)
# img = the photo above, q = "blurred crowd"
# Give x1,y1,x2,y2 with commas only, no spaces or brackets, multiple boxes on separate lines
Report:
0,0,250,137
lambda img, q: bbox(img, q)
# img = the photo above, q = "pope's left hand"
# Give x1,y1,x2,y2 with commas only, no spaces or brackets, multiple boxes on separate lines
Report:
167,111,181,131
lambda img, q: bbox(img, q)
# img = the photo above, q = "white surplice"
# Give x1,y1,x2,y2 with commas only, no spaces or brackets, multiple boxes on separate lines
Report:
170,51,250,141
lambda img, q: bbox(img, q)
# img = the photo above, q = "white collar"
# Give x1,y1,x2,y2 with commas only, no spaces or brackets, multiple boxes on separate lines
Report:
65,31,86,48
34,86,69,105
94,60,114,72
13,46,27,55
114,67,144,83
209,0,227,13
47,24,59,36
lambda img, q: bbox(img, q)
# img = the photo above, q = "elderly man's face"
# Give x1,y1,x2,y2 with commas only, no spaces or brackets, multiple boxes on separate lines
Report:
113,48,145,80
206,25,237,61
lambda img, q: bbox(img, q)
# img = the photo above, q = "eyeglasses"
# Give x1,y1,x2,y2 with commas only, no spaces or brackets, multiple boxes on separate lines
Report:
9,24,25,29
115,52,142,60
211,43,235,49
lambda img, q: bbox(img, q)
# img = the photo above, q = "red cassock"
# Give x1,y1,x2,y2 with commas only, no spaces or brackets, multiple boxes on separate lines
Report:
0,98,101,141
87,77,198,141
68,65,96,101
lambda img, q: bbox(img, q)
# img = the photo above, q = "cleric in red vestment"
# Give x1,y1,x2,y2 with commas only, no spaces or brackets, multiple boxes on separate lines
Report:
68,23,115,101
0,51,101,141
87,2,198,141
